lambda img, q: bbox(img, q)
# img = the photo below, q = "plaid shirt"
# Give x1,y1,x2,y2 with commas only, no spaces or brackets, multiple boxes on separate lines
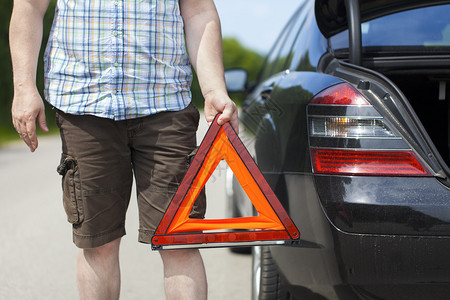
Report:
44,0,192,120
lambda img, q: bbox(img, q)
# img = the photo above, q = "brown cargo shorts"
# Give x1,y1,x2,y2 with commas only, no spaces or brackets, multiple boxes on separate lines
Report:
55,103,206,248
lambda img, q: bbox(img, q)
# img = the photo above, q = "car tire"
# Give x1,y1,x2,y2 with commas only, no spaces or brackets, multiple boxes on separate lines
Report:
226,168,252,254
230,244,252,254
227,194,251,254
252,246,290,300
228,195,252,254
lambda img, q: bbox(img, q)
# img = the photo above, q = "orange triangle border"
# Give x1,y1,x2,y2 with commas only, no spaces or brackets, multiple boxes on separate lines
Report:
151,114,300,250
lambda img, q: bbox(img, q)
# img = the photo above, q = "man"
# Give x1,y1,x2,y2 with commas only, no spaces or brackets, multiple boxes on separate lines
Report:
10,0,238,299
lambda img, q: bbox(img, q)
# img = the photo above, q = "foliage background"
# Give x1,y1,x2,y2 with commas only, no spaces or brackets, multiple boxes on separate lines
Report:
0,1,264,146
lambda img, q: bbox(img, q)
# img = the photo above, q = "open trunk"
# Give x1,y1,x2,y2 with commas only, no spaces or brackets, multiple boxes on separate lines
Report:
387,73,449,166
326,48,450,181
362,53,450,169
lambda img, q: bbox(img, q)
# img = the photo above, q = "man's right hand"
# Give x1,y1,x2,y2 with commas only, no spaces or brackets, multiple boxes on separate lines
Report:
11,86,48,152
9,0,51,152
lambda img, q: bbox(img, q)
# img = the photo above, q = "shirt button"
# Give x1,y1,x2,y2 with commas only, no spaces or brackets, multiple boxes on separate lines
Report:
113,31,118,36
113,90,119,94
114,62,119,67
114,1,119,5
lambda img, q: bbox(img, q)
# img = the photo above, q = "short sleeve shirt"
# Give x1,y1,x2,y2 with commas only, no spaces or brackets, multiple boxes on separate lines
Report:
44,0,192,120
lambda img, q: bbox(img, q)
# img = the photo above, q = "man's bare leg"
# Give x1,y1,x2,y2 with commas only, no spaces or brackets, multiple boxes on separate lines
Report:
160,249,207,300
77,238,121,300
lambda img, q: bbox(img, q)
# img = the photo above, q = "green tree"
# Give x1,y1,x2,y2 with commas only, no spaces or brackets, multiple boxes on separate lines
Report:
191,37,264,108
0,1,16,141
223,37,264,83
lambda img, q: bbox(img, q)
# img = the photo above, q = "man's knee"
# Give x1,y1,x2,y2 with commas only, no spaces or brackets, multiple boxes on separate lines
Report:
160,249,199,261
82,238,121,261
159,249,203,270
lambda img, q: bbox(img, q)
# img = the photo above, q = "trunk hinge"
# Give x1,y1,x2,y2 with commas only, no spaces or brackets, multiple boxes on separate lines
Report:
344,0,362,65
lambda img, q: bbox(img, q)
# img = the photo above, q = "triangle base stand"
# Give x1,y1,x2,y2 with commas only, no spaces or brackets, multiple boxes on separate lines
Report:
152,229,301,251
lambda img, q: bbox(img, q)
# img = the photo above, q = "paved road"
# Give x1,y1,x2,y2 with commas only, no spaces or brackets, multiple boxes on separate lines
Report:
0,120,251,299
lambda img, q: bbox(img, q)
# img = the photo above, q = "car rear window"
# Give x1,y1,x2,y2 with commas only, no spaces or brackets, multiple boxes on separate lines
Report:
330,4,450,49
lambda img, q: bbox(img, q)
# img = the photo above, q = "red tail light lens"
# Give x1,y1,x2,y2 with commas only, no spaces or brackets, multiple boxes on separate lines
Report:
311,149,431,176
310,83,369,106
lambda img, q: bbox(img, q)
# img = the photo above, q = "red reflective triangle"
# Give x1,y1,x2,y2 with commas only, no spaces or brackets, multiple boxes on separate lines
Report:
151,114,300,250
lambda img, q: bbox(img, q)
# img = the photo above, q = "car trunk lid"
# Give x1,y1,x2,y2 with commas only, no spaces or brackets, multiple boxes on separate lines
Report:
315,0,449,38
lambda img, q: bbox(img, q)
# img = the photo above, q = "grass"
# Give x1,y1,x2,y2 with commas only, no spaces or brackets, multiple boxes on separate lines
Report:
0,127,20,146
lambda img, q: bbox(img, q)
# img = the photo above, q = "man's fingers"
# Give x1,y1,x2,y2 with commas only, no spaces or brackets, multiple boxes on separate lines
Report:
203,92,239,132
216,103,233,123
14,115,38,152
25,118,38,152
217,103,239,133
11,95,47,152
216,110,230,125
37,108,49,132
12,119,19,135
230,111,239,133
15,122,33,151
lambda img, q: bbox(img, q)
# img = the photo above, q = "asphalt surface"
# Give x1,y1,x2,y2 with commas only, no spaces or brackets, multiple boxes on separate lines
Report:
0,120,251,299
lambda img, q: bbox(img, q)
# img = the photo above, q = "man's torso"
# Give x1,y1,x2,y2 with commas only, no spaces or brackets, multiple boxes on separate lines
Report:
44,0,192,120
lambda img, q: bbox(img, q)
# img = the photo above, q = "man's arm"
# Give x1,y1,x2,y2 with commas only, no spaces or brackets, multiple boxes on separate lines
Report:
179,0,239,131
10,0,50,152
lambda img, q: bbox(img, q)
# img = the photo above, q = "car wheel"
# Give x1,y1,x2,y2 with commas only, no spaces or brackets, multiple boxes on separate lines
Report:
252,246,290,300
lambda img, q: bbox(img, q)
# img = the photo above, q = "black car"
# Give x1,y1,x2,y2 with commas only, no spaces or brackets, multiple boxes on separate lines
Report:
224,0,450,299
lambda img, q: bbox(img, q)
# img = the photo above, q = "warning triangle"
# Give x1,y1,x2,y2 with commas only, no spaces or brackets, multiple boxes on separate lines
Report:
151,114,300,250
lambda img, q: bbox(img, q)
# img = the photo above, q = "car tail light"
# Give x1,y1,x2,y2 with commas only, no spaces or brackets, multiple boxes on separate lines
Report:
309,83,369,106
311,149,429,176
309,117,396,137
307,83,432,177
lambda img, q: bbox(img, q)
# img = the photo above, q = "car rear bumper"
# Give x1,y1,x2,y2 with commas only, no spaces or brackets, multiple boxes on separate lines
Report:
270,173,450,300
315,175,450,236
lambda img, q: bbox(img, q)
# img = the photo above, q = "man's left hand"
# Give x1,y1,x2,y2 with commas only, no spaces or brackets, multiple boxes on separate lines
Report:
204,90,239,133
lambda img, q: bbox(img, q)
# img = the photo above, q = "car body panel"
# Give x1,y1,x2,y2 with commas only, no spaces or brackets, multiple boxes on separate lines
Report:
271,174,450,299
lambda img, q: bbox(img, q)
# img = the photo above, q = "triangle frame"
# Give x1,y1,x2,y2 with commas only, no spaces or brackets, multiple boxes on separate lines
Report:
151,114,300,250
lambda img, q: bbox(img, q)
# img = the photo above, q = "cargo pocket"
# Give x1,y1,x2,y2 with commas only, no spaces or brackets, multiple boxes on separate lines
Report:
57,154,84,225
186,147,207,219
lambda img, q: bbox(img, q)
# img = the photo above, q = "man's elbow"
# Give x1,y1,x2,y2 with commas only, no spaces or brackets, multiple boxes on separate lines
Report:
179,0,218,22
